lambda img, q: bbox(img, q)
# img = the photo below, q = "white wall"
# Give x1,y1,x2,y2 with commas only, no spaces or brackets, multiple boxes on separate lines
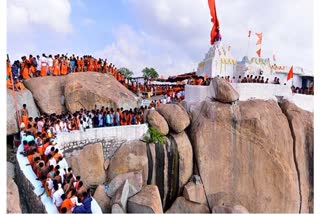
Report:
185,83,313,112
231,83,292,101
288,93,314,112
185,85,210,103
56,124,148,147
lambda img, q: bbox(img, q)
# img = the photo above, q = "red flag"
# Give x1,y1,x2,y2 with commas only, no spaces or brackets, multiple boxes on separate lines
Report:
208,0,221,45
256,49,261,57
256,32,262,45
273,54,276,61
248,30,251,37
287,66,293,80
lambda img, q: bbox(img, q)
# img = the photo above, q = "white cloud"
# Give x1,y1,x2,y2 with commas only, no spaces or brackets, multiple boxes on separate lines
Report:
7,0,73,34
94,25,197,77
126,0,313,70
83,18,96,27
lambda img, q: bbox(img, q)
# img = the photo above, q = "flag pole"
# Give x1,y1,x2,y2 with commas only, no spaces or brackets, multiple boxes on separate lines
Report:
246,31,250,57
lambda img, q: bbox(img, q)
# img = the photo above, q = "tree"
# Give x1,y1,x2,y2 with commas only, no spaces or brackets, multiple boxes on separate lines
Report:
141,67,159,79
117,67,134,79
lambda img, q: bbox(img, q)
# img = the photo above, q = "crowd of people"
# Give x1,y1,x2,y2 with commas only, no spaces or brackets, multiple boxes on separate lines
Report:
21,127,93,213
19,101,169,213
291,85,314,95
20,105,153,136
6,54,126,92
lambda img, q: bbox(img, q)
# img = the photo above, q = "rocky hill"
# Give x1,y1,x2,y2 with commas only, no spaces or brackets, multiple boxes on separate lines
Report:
7,72,141,134
8,77,313,213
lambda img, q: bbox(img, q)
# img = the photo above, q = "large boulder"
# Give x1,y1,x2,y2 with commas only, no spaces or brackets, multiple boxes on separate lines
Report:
170,131,193,194
7,176,22,213
146,110,169,135
7,162,15,179
24,76,66,114
209,77,239,103
157,104,190,133
127,185,163,213
112,179,130,212
107,171,143,198
212,205,249,213
65,143,106,187
7,89,40,135
280,100,314,213
189,100,300,213
183,181,207,204
64,72,140,112
94,185,112,213
166,197,209,213
107,140,148,185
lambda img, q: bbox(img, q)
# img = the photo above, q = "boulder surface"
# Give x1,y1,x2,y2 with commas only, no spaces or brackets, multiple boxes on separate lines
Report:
146,110,169,135
24,76,66,114
107,140,148,185
64,72,140,112
94,185,112,213
166,197,209,213
127,185,163,213
189,99,300,213
65,143,106,187
280,100,314,213
7,89,40,135
7,176,22,213
157,104,190,133
209,77,239,103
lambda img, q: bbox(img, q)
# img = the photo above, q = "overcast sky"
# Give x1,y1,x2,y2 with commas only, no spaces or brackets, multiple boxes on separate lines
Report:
7,0,313,76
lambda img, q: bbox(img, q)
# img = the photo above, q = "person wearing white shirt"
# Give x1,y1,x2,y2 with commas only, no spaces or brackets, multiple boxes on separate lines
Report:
36,55,41,76
40,54,48,75
47,55,53,75
52,184,64,208
48,154,57,167
44,145,54,156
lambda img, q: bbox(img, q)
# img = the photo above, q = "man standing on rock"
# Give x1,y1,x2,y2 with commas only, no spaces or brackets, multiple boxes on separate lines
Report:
21,104,29,130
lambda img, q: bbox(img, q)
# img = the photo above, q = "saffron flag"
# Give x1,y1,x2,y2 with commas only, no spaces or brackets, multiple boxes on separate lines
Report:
248,30,252,37
208,0,221,45
256,32,263,45
256,49,261,57
287,66,294,80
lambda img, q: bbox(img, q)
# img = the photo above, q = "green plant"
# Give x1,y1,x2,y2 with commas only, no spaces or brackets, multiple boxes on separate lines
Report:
143,127,166,145
118,67,134,79
141,67,159,79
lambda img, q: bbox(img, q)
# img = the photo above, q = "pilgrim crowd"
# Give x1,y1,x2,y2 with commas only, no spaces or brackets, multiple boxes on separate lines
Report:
19,99,170,213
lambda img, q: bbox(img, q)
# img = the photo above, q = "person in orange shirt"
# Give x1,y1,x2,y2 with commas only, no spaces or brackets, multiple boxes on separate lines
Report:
60,194,74,213
53,56,61,76
7,59,12,78
102,59,108,73
7,78,13,90
126,111,132,125
29,57,37,77
40,54,48,77
96,59,102,72
117,72,122,81
21,57,31,80
61,57,68,75
21,104,29,130
76,56,81,72
15,79,26,90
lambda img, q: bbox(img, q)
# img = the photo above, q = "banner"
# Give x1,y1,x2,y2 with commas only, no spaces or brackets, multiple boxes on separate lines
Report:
208,0,221,45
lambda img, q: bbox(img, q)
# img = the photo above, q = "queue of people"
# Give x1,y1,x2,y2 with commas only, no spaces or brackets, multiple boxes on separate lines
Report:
21,129,92,213
20,105,149,136
291,85,314,95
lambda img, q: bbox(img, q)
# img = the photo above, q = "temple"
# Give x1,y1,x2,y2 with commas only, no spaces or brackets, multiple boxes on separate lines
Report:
197,41,313,88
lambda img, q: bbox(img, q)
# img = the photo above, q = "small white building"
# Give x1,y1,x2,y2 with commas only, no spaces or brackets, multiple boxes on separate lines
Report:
197,42,313,87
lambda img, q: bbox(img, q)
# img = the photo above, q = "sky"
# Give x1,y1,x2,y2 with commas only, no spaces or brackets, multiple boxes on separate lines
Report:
7,0,313,77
